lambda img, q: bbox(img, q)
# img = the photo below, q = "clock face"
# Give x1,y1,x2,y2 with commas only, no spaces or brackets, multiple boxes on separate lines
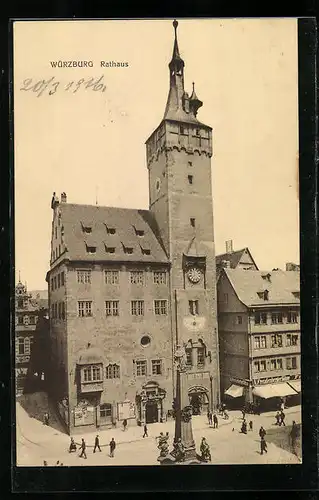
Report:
187,267,202,284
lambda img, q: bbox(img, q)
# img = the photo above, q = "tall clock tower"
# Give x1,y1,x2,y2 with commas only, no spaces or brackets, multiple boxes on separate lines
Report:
146,21,220,411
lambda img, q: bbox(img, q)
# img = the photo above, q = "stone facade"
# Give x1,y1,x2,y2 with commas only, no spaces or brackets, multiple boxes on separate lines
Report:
217,268,301,408
15,280,48,395
46,21,220,433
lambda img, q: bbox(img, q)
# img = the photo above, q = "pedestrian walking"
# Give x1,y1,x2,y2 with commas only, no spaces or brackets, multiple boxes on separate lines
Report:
249,420,253,431
122,419,128,431
213,413,218,429
79,438,87,459
109,437,116,458
143,424,148,438
275,411,281,426
259,426,266,439
260,436,268,455
280,410,286,427
241,419,247,434
280,400,285,411
93,434,101,453
69,437,77,453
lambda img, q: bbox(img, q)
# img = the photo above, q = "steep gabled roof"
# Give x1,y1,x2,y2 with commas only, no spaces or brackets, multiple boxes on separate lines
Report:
58,203,169,264
223,268,300,308
216,247,259,270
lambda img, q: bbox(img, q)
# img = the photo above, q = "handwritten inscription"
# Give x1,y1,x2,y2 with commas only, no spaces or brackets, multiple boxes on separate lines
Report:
20,75,106,97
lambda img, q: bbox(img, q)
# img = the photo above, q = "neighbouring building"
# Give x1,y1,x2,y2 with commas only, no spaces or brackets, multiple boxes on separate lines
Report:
218,268,301,410
286,262,300,272
15,279,48,395
46,20,220,434
216,240,259,279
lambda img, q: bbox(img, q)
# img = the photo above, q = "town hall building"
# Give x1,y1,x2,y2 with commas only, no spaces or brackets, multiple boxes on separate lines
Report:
46,20,220,434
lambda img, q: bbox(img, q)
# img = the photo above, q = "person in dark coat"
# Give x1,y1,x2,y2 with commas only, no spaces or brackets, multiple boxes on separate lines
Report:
241,419,247,434
69,437,76,453
79,438,87,459
275,411,281,426
123,419,128,431
249,420,253,431
213,413,218,429
93,434,101,453
259,426,266,439
260,436,268,455
143,424,148,438
109,438,116,458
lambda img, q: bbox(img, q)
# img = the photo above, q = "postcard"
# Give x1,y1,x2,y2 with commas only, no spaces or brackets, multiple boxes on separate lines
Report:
13,18,302,470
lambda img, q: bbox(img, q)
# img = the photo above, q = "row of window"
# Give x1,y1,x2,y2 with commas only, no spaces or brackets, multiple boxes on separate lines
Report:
82,224,145,237
253,333,299,349
51,271,65,291
77,300,169,317
17,315,37,326
50,270,168,290
76,299,202,318
82,359,164,382
254,356,298,373
77,270,167,285
51,302,66,320
254,311,298,325
16,337,33,355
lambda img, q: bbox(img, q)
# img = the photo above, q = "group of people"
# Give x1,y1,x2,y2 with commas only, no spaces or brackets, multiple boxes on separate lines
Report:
217,404,229,419
207,411,219,428
68,435,117,459
275,410,286,426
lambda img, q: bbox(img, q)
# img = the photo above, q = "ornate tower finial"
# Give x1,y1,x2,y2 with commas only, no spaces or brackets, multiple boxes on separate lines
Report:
173,19,178,34
189,81,203,117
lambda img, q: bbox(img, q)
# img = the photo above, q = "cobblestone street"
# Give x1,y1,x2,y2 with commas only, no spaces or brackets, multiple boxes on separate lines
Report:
16,395,301,466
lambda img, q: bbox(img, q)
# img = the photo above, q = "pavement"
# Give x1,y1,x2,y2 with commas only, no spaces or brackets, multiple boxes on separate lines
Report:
16,392,302,467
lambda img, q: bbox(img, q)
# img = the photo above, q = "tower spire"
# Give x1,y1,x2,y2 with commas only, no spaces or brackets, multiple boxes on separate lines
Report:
163,20,202,124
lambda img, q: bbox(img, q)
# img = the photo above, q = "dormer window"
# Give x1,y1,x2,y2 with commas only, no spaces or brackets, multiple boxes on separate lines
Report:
82,224,92,234
105,225,116,235
86,245,96,254
261,273,271,282
257,290,269,300
141,247,151,255
105,245,115,254
134,227,145,237
124,246,133,254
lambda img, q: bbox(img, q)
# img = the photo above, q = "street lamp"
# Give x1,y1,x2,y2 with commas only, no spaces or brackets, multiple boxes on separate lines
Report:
158,344,201,465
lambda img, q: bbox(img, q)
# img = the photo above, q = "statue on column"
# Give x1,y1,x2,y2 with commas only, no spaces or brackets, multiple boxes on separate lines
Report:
174,344,187,372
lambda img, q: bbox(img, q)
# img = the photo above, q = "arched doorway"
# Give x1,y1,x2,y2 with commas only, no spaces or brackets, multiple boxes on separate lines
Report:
145,400,158,423
188,386,209,415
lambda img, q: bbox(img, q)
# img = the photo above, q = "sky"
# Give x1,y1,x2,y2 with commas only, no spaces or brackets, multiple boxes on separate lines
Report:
14,19,299,290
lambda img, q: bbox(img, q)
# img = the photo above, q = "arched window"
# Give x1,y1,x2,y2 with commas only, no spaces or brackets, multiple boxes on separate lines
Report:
106,363,120,379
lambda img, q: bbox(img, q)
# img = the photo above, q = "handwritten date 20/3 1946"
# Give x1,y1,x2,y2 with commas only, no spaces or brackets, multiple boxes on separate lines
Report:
20,75,106,97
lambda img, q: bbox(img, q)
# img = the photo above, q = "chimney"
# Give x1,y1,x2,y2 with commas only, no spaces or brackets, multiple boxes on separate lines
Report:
225,240,233,254
61,192,67,203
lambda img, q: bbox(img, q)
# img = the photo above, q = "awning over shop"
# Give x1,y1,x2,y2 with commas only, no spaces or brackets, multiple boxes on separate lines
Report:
224,384,244,398
288,380,301,393
253,382,298,399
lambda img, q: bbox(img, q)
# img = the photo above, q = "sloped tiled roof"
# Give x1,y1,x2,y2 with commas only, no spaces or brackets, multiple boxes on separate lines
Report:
59,203,169,264
223,268,300,307
216,248,257,269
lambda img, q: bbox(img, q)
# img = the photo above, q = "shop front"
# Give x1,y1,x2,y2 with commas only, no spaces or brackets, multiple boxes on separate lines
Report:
252,380,299,411
223,377,250,410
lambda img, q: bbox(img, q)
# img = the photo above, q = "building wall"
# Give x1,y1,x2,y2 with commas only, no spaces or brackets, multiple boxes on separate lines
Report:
64,262,173,433
147,121,220,407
